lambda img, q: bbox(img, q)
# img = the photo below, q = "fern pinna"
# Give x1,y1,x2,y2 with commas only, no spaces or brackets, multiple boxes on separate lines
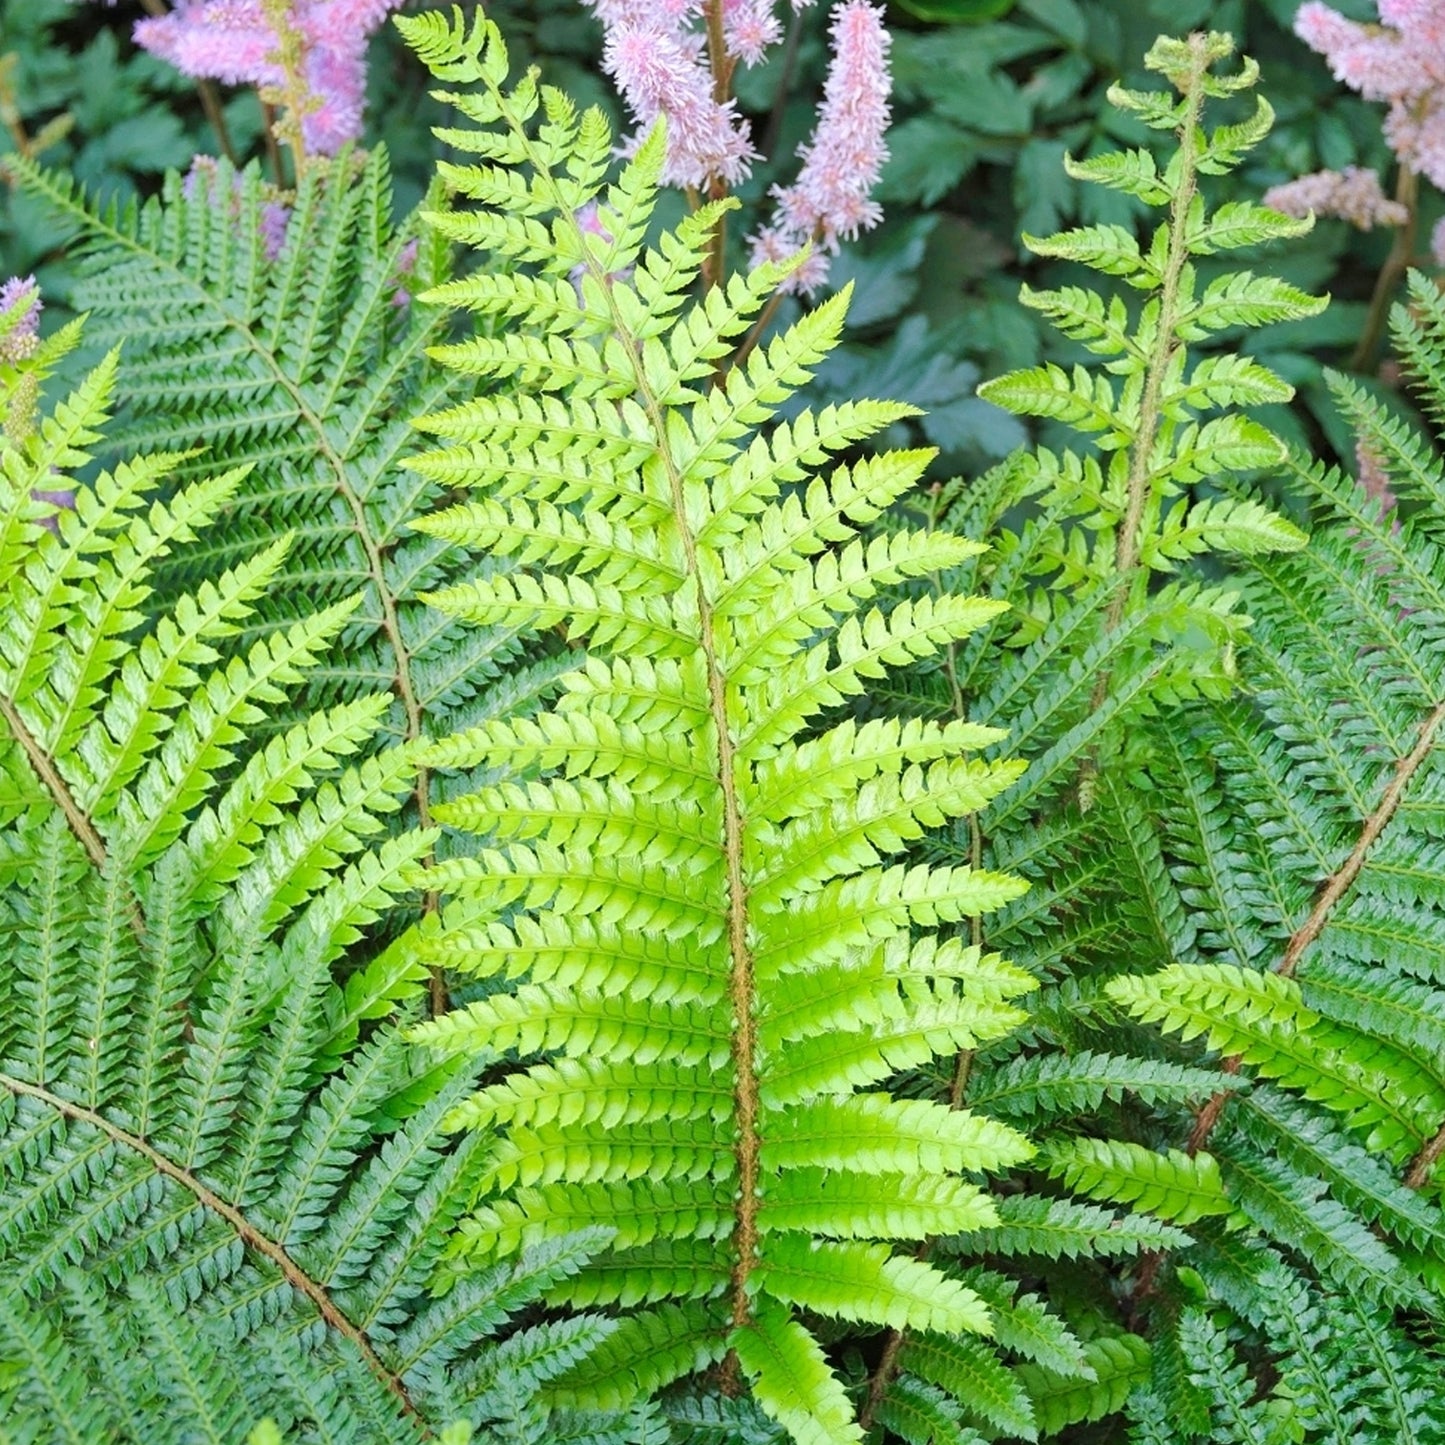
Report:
397,11,1040,1442
0,290,645,1443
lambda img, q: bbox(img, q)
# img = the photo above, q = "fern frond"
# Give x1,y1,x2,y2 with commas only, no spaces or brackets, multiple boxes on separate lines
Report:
395,13,1041,1442
0,331,629,1443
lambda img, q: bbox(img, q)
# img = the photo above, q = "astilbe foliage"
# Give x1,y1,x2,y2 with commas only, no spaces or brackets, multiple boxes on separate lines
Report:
0,281,642,1443
395,11,1044,1442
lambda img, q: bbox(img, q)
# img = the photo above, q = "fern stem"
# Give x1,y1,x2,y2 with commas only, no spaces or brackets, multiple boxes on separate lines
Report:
700,0,735,291
1404,1119,1445,1189
657,431,759,1360
1349,164,1418,374
260,101,288,188
731,292,784,372
569,189,762,1375
1279,696,1445,978
1104,36,1210,638
663,415,761,1369
0,1070,422,1424
1132,688,1445,1319
0,695,107,874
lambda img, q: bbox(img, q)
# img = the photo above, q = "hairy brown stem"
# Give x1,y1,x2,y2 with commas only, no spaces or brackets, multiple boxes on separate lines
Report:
1188,699,1445,1141
260,101,287,188
1405,1122,1445,1190
1281,699,1445,978
0,1071,420,1422
0,696,106,871
1103,38,1208,641
699,0,735,292
1350,165,1418,373
732,293,784,372
600,273,760,1387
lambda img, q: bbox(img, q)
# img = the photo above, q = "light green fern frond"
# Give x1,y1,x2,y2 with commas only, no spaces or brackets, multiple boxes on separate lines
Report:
396,12,1039,1442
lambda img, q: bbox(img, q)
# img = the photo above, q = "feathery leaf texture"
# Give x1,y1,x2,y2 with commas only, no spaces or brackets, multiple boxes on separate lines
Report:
396,12,1039,1442
0,315,636,1443
1100,271,1445,1435
8,142,574,854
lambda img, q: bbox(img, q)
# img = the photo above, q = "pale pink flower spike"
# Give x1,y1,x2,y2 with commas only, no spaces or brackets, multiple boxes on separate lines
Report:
749,0,891,293
1294,1,1445,188
1263,166,1410,229
133,0,405,155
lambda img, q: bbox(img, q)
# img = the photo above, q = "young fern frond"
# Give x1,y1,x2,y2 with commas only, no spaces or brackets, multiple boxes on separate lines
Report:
397,13,1037,1442
0,305,640,1444
976,31,1316,652
844,33,1331,1441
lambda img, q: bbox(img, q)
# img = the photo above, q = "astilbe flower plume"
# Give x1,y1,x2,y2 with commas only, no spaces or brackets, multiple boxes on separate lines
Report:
1294,0,1445,187
0,278,77,529
1263,165,1410,228
592,1,756,188
133,0,405,155
0,276,41,364
586,0,887,290
749,0,891,292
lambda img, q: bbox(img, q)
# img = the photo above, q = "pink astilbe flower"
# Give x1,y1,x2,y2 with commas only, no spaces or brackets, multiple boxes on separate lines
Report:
749,0,891,293
603,40,743,187
723,0,783,65
133,0,404,155
602,17,756,187
0,276,79,530
1263,166,1409,228
0,276,41,363
1294,1,1445,187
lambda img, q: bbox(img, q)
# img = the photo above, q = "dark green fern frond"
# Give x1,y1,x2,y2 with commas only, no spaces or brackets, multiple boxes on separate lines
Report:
0,313,632,1445
1097,273,1445,1438
7,146,576,888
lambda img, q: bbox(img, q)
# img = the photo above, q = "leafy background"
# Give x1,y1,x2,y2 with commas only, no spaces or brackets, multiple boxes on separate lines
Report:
0,0,1422,464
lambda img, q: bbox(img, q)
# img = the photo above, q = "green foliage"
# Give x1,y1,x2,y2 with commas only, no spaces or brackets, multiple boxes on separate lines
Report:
9,146,571,765
1101,270,1445,1437
859,30,1347,1441
0,286,636,1443
393,12,1052,1442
